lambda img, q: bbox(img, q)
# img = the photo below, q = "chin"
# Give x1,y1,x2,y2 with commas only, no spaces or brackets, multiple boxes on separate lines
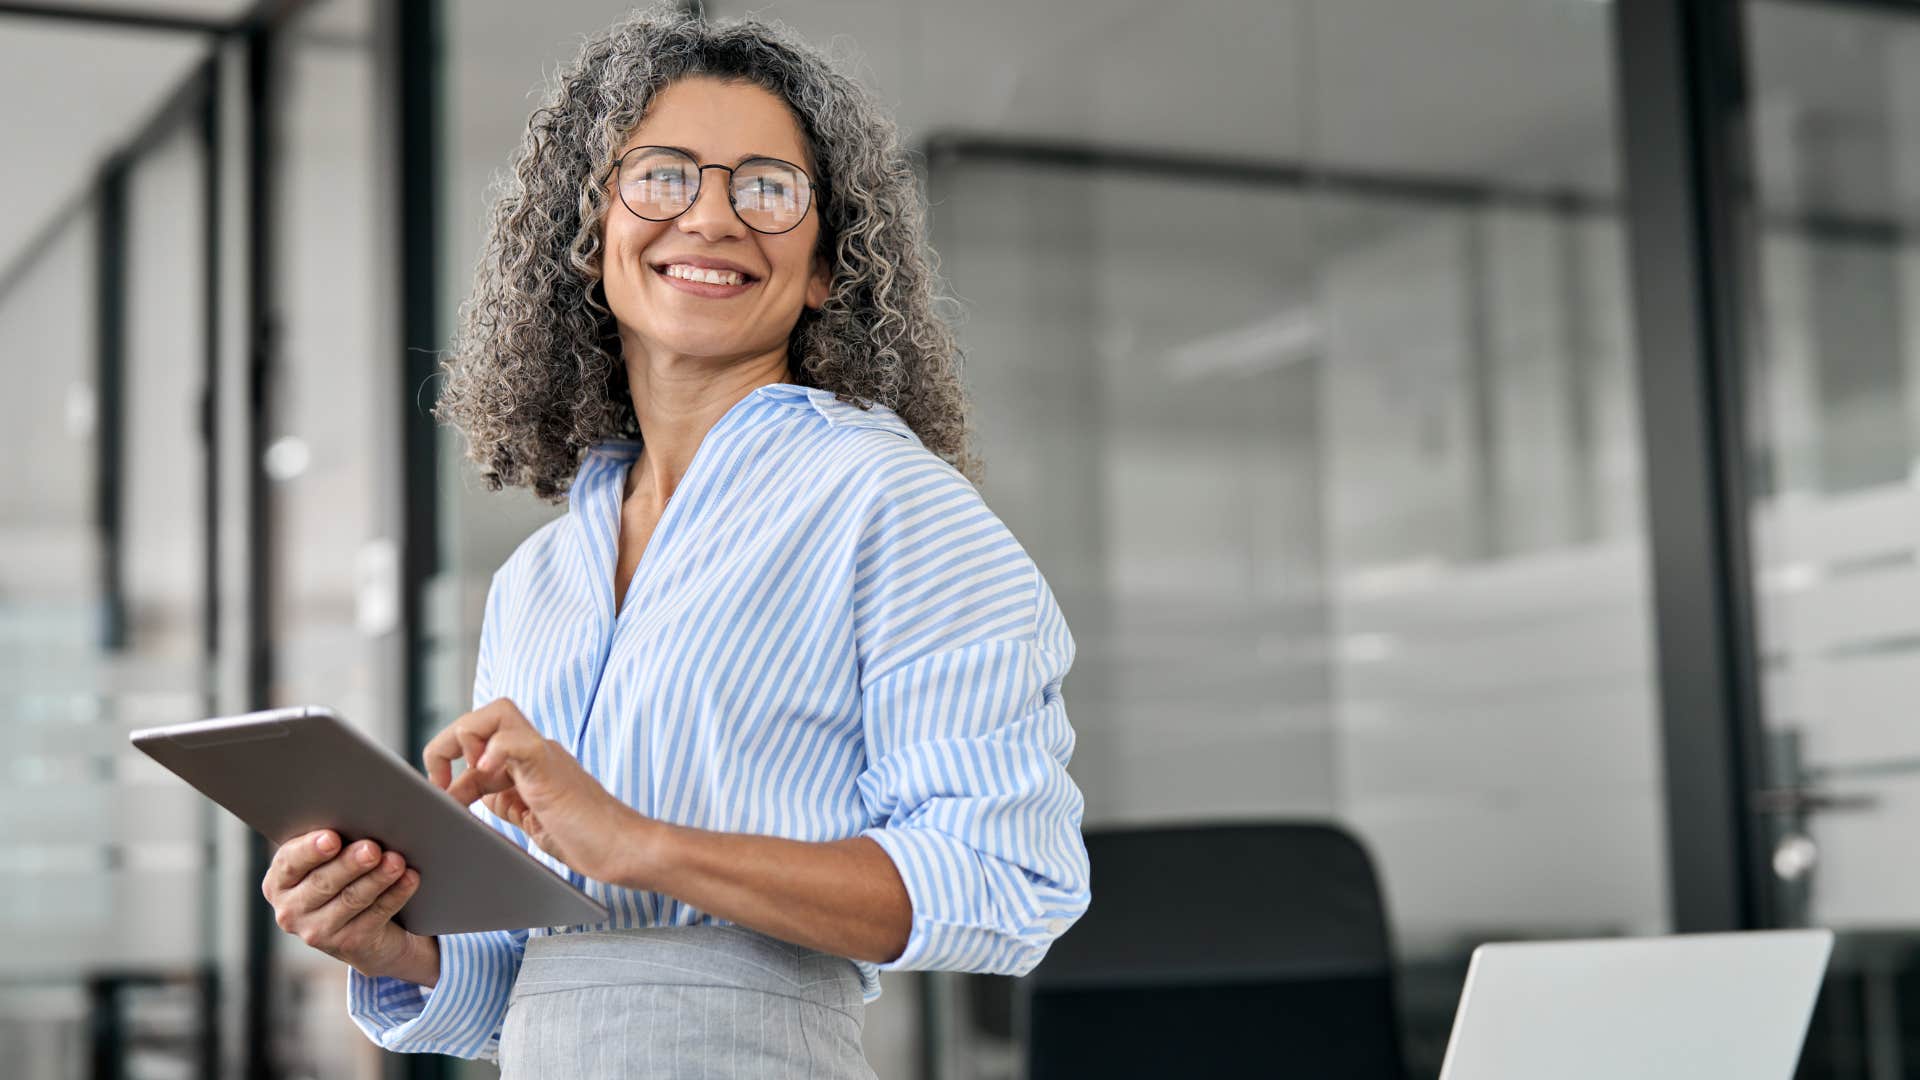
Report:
640,329,759,360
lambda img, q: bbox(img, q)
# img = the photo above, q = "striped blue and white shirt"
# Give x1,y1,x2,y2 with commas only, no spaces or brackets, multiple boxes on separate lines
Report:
347,381,1090,1060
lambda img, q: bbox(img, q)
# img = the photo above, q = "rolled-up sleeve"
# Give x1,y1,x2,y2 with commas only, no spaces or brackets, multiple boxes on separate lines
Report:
851,457,1091,977
346,570,531,1060
346,919,529,1060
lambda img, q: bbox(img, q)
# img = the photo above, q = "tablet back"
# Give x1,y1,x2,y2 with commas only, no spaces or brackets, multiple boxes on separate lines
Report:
131,705,609,936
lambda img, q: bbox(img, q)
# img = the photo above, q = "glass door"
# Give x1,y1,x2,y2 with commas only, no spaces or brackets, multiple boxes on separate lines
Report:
1742,1,1920,1074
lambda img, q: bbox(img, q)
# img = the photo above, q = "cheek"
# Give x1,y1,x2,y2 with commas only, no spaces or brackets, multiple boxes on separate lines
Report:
604,218,666,280
768,237,821,290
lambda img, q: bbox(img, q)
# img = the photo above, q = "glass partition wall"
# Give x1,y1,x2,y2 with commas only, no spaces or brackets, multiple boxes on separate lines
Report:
0,64,222,1080
929,146,1660,1080
905,1,1664,1074
1742,1,1920,1074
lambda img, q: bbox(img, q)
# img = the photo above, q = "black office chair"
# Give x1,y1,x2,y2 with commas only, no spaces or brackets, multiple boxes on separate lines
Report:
1018,821,1406,1079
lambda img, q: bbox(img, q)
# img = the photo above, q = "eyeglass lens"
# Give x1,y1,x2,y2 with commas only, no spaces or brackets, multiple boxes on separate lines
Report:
617,147,812,233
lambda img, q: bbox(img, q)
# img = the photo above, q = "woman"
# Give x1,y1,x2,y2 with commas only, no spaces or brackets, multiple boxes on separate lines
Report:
258,5,1089,1075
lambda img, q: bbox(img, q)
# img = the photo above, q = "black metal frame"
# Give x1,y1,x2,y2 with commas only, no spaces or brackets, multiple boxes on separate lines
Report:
393,6,448,1074
1790,0,1920,14
1613,0,1774,933
0,1,228,33
395,0,440,806
924,132,1613,213
93,157,128,654
194,53,226,1080
241,22,277,1079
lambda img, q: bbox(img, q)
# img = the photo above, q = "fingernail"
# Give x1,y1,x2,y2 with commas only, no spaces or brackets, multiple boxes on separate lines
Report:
404,870,419,887
315,833,336,853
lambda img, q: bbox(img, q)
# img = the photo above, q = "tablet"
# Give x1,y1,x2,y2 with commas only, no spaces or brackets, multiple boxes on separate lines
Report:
130,705,610,936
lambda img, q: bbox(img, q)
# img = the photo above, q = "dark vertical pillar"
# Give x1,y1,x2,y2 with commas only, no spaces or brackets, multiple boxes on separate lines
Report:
195,54,225,1080
1613,0,1772,932
243,23,281,1080
397,0,441,773
395,2,447,1077
87,977,125,1080
95,157,129,653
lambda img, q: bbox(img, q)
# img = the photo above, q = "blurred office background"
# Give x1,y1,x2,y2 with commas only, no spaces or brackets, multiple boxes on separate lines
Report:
2,0,1918,1076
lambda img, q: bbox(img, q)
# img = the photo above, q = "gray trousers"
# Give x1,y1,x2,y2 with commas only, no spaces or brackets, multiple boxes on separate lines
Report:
497,923,880,1079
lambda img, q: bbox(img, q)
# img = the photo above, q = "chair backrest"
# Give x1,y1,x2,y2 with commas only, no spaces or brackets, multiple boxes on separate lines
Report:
1022,821,1405,1079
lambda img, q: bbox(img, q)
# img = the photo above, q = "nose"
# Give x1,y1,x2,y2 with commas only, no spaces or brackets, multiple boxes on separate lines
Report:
675,166,748,242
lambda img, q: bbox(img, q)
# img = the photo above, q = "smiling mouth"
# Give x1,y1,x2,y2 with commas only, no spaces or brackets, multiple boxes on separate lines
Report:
653,263,757,286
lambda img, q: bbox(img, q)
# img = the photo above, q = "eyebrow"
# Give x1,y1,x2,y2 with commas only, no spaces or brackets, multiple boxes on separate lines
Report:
649,144,794,167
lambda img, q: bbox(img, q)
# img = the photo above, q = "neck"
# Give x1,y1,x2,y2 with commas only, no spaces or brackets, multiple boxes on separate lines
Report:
622,350,793,507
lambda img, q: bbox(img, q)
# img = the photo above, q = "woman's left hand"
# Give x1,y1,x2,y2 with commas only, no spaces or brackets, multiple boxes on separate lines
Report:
425,697,652,884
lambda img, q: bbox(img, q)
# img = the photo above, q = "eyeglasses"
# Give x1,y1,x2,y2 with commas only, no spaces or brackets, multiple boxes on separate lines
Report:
606,145,819,235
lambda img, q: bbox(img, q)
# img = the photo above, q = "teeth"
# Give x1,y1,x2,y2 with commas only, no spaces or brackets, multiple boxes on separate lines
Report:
664,264,746,286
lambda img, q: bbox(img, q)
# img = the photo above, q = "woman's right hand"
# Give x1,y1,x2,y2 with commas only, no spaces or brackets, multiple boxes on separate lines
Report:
263,829,423,979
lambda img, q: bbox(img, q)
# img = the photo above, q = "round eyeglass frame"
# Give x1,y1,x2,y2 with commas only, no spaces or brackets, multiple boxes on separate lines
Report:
606,145,822,236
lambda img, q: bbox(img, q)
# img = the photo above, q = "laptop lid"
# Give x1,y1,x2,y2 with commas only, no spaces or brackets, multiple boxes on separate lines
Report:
1439,929,1833,1080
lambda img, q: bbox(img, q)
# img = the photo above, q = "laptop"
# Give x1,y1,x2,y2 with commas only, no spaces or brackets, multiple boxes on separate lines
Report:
1439,929,1833,1080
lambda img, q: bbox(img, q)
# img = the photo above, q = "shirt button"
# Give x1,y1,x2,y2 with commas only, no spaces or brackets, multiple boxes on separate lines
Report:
1046,918,1069,935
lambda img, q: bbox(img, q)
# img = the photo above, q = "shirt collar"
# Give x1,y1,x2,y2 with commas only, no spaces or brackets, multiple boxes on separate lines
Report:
584,382,917,464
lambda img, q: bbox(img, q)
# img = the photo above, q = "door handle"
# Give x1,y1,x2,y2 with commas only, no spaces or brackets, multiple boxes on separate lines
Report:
1750,787,1880,815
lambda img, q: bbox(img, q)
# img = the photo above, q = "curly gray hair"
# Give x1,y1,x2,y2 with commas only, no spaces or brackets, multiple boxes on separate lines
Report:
433,3,976,501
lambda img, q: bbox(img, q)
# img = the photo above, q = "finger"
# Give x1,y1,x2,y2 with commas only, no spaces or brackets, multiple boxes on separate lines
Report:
478,699,537,749
473,730,506,772
457,729,488,778
443,758,509,806
287,838,388,911
421,720,465,791
341,866,422,938
444,741,515,805
502,789,532,829
499,789,533,834
497,787,541,836
445,725,539,806
267,829,341,895
313,850,407,932
473,708,534,772
423,709,504,790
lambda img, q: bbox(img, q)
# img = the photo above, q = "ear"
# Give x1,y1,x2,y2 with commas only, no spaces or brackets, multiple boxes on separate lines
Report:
805,252,832,310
